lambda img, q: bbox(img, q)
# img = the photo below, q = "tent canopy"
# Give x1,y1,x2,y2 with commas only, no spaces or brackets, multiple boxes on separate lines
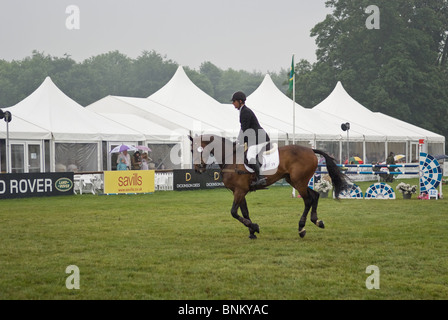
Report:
148,66,240,137
246,74,345,140
88,95,215,136
7,77,145,142
312,81,442,142
0,113,51,140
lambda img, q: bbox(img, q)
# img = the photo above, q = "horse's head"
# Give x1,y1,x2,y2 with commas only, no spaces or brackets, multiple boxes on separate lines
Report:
189,134,214,174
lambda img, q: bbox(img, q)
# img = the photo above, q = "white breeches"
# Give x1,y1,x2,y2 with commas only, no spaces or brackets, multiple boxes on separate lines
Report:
246,142,269,164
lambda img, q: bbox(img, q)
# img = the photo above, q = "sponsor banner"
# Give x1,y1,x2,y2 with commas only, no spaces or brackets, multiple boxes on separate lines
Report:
173,169,202,191
104,170,155,194
173,169,224,191
204,170,225,189
0,172,74,199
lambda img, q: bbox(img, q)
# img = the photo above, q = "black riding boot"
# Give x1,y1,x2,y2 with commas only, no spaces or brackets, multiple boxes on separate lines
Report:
250,162,267,186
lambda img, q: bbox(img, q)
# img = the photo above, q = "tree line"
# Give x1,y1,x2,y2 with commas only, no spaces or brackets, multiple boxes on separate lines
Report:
0,50,288,108
0,0,447,143
293,0,448,143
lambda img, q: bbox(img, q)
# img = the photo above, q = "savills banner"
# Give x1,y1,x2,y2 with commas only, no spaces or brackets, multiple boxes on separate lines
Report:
0,172,74,199
104,170,155,194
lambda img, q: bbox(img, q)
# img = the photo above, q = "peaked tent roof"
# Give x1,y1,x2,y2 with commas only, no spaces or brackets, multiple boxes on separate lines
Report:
246,74,348,140
148,66,242,137
7,77,145,142
314,82,373,116
313,81,444,142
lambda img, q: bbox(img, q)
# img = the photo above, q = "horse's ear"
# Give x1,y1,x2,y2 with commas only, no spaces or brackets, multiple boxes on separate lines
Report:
209,136,214,142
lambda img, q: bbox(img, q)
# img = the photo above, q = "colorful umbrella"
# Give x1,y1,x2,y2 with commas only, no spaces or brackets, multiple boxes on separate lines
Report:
344,156,363,164
109,144,138,153
434,154,448,160
134,145,152,152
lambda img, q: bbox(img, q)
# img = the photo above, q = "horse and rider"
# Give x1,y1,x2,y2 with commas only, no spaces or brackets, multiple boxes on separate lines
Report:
190,91,349,239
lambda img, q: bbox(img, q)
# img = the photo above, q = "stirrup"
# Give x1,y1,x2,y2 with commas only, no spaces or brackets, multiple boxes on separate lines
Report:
251,176,267,186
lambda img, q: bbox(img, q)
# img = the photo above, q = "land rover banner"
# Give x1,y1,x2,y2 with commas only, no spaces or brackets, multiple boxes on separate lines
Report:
104,170,155,194
0,172,74,199
173,169,224,191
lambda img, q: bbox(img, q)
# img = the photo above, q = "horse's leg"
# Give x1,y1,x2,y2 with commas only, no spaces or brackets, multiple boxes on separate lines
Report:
297,187,313,238
240,198,259,239
298,187,324,237
231,190,259,238
309,188,325,229
287,174,318,238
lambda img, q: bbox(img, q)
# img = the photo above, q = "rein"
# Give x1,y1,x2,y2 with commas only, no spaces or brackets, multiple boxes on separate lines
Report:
221,167,252,175
197,163,250,175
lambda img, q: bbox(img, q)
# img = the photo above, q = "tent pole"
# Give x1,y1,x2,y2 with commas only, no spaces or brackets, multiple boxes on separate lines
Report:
347,129,349,163
6,120,10,173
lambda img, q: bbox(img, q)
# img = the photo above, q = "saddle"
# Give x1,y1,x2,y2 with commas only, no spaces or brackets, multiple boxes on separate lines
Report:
244,143,279,175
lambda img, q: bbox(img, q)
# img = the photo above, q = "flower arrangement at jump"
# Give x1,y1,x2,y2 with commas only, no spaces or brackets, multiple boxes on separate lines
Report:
314,179,332,194
396,182,417,196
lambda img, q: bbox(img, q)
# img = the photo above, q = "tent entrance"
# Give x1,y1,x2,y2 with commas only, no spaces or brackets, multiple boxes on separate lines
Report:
9,141,43,173
410,142,419,163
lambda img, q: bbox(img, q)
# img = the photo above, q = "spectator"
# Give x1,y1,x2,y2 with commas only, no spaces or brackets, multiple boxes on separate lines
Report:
385,152,395,182
141,152,151,170
117,150,131,170
117,158,128,171
132,151,142,170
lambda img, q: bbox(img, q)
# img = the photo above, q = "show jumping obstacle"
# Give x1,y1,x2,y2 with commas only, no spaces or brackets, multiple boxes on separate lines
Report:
312,152,443,199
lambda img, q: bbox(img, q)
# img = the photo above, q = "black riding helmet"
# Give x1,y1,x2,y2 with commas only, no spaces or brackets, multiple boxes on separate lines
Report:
231,91,246,102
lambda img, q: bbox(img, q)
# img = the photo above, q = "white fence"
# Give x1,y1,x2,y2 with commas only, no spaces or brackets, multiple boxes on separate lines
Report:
154,172,173,191
74,173,104,195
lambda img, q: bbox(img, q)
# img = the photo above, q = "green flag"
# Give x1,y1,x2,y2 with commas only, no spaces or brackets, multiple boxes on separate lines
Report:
288,55,294,92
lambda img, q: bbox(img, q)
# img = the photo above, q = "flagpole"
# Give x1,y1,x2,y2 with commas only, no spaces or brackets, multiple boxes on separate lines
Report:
293,71,295,145
291,54,296,197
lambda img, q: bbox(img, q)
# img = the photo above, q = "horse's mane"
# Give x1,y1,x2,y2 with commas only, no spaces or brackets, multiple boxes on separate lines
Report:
200,134,236,148
198,134,238,166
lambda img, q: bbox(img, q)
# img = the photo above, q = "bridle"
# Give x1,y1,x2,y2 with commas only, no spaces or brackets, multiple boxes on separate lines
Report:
192,145,208,173
191,136,252,175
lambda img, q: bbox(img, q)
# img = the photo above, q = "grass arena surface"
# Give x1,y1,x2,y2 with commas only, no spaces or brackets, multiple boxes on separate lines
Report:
0,178,447,300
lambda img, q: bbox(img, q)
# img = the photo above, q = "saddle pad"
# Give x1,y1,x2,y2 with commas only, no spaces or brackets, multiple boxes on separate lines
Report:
244,144,279,175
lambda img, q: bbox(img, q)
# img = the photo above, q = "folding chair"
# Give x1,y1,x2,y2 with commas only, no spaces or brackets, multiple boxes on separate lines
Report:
81,175,96,195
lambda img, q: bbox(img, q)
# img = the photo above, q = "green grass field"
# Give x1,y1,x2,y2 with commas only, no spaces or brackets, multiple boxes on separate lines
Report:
0,178,447,300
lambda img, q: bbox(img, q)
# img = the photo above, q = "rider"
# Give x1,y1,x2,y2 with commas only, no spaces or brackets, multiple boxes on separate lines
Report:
231,91,270,186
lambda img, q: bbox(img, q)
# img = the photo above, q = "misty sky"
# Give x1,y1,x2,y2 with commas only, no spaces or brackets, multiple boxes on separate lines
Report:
0,0,332,73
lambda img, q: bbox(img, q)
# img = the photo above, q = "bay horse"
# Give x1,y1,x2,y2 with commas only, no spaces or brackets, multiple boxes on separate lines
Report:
189,134,348,239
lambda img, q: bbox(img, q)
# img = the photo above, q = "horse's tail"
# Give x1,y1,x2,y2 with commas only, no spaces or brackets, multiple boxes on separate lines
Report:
313,149,349,199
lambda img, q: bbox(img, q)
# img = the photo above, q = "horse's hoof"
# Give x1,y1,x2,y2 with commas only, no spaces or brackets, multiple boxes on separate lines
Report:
299,228,306,238
317,220,325,229
249,234,257,240
251,223,260,234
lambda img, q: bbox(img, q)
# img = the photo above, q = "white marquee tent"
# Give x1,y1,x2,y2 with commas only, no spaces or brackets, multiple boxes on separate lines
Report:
3,77,146,173
246,74,345,141
149,66,239,137
148,66,291,141
0,114,51,173
0,114,51,140
87,95,195,169
1,67,444,174
313,81,445,163
243,75,445,164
